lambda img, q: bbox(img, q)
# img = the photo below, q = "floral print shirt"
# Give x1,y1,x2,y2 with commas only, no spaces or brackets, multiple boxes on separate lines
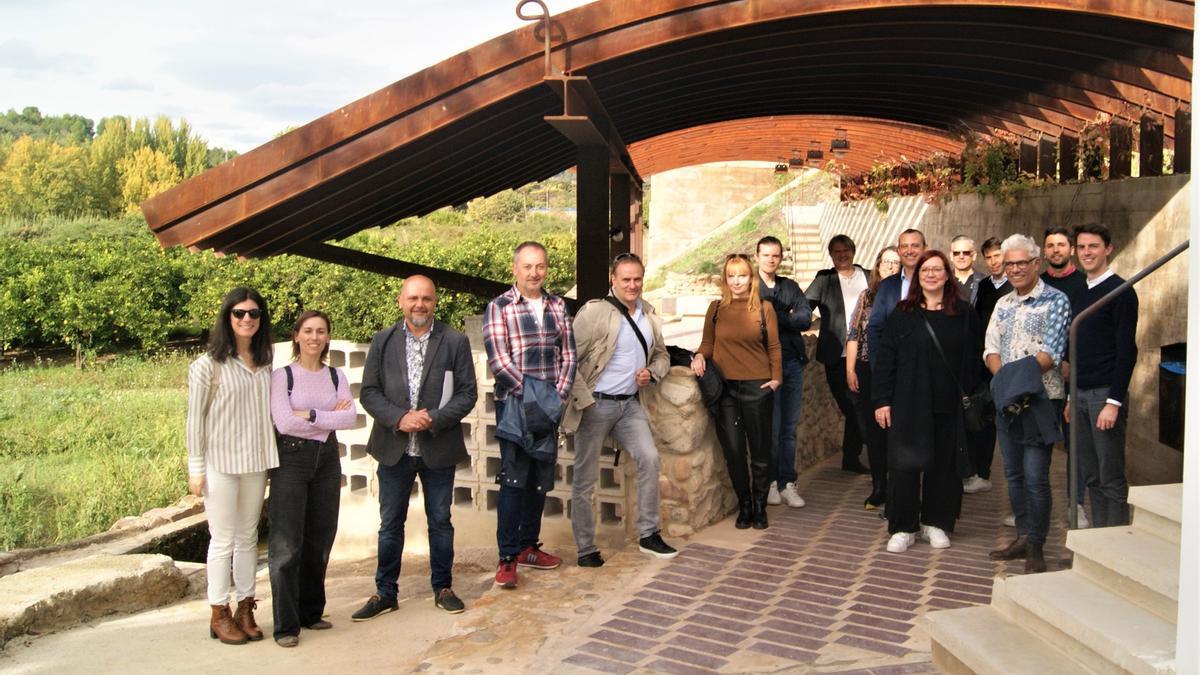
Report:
984,279,1071,399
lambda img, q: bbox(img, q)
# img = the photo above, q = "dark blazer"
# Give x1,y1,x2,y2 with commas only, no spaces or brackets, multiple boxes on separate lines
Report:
360,320,478,469
804,265,867,366
975,277,1012,330
865,271,906,363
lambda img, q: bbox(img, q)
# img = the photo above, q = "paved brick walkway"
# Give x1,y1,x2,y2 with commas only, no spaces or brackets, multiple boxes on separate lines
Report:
562,452,1070,674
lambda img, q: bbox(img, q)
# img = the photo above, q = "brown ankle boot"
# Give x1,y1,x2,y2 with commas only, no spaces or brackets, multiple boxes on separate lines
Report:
210,604,249,645
989,536,1027,560
1024,543,1047,574
233,597,264,641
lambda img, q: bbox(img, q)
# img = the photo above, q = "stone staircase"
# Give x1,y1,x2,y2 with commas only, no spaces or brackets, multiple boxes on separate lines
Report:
790,220,825,289
926,483,1181,674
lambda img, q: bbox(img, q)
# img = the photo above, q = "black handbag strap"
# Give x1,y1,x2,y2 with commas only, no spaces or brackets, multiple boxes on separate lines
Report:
920,315,967,399
605,295,649,360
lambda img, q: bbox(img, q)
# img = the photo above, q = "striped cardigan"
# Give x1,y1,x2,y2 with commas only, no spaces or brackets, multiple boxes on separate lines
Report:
186,354,279,476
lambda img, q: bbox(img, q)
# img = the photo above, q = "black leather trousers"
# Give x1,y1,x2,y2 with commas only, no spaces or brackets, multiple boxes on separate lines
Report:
714,379,775,504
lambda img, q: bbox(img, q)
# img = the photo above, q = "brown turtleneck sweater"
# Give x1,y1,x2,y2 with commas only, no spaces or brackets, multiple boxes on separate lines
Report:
698,298,782,381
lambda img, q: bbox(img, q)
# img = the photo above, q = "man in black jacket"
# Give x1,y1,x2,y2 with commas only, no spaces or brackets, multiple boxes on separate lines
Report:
756,236,812,507
353,275,479,619
1069,223,1138,527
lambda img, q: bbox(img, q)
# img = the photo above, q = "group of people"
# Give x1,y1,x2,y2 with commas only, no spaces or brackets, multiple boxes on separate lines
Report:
185,222,1137,647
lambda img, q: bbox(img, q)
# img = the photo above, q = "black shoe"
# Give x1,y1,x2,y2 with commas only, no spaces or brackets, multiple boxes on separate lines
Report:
303,619,332,630
434,588,465,614
842,460,870,474
864,487,886,510
638,532,678,559
577,551,606,567
735,499,753,529
351,594,398,621
1024,543,1047,574
752,498,769,530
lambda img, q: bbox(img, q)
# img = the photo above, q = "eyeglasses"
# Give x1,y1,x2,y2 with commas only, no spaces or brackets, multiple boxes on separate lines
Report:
1002,259,1037,271
612,252,642,265
231,308,262,320
878,260,900,267
920,267,946,275
951,251,973,257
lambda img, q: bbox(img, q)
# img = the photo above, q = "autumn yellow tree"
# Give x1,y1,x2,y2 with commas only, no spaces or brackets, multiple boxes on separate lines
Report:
117,146,181,214
0,136,90,218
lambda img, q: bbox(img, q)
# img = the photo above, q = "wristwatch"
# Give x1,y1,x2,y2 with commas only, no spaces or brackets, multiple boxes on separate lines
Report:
308,409,317,423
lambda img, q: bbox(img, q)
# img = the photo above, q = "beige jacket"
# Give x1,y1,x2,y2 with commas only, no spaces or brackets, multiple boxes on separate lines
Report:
562,296,671,433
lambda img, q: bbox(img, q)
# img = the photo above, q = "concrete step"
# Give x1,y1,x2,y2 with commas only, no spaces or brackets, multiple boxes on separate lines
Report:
1068,525,1179,609
926,605,1089,675
1129,483,1182,544
997,571,1175,675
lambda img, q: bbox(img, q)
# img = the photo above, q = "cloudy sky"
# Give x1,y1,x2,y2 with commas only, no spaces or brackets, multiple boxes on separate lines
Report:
0,0,594,152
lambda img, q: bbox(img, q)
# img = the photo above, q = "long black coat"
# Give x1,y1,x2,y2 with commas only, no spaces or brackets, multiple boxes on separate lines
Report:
871,298,982,471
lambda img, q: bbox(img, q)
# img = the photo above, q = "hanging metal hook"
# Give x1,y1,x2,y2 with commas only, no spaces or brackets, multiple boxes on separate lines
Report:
516,0,552,77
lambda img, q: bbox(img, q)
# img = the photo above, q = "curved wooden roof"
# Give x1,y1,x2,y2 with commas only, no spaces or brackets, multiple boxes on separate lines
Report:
143,0,1193,258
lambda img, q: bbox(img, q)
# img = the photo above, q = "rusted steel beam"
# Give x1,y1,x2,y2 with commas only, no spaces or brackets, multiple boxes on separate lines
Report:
545,75,642,183
1109,121,1133,179
287,241,511,299
610,174,631,259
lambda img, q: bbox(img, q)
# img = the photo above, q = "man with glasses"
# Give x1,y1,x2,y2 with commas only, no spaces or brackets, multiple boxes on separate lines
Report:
755,236,812,507
483,241,576,589
985,234,1072,574
949,235,987,306
563,252,677,567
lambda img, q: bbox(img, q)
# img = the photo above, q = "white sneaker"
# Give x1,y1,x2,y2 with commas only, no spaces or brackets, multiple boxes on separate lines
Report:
1076,504,1091,529
921,525,951,549
887,532,917,553
962,475,992,494
1002,514,1016,527
767,483,781,505
779,483,805,508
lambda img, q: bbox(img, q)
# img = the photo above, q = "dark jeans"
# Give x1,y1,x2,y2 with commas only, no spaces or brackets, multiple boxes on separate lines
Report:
888,412,962,534
1073,387,1130,527
772,356,805,488
715,379,775,503
494,399,550,559
997,421,1053,546
851,360,888,493
824,358,864,467
268,435,341,638
375,454,456,598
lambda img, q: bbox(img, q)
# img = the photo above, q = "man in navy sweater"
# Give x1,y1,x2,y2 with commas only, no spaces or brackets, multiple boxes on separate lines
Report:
1068,223,1138,528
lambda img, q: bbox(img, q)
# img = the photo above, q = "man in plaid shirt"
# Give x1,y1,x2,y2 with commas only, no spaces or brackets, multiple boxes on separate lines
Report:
483,241,576,589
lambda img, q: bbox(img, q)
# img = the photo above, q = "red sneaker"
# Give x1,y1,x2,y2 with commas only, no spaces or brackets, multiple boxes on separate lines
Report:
516,544,561,570
494,559,518,589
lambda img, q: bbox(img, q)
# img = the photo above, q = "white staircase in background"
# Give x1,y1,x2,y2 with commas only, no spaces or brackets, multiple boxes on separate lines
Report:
926,483,1181,674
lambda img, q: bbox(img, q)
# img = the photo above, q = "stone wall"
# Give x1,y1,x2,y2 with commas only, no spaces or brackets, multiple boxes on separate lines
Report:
812,175,1190,485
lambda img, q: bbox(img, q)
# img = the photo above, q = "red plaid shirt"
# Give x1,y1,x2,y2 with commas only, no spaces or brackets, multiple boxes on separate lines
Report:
483,286,576,401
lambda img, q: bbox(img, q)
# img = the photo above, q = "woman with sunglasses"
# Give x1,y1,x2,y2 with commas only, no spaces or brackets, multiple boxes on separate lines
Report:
846,246,901,510
268,310,357,647
692,254,782,529
872,251,982,553
186,287,278,645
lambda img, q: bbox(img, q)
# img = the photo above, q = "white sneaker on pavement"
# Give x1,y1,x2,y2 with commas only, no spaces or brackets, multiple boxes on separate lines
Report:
962,475,992,493
887,532,917,553
779,483,805,508
921,525,951,549
1003,514,1016,527
767,483,781,505
1076,504,1091,529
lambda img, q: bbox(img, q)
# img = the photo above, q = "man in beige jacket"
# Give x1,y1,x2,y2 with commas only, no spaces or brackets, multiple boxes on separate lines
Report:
563,252,677,566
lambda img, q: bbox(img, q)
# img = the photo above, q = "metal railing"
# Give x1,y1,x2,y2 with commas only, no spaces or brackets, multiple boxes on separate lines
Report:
1067,239,1190,529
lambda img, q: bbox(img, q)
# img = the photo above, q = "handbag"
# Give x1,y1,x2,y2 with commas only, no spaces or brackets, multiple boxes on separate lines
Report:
920,316,993,433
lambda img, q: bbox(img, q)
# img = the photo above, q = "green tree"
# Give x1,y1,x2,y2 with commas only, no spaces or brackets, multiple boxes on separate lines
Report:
0,136,90,218
467,189,525,223
117,146,181,214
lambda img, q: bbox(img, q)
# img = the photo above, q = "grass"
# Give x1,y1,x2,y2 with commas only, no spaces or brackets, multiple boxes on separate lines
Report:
0,352,192,550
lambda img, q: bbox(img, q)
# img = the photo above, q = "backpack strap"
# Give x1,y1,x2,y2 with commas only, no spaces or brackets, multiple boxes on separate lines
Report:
328,365,339,389
285,364,294,398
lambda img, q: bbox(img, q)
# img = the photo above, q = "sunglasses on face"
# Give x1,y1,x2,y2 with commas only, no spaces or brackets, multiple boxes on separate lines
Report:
951,251,973,256
231,308,262,320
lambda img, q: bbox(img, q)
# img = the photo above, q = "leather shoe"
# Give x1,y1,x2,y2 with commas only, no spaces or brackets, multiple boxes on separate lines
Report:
735,499,753,529
989,537,1027,560
1024,543,1047,573
751,497,768,530
577,551,605,568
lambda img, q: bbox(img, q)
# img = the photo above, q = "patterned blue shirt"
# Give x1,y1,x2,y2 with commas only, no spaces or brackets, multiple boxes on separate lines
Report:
984,279,1071,399
403,323,431,456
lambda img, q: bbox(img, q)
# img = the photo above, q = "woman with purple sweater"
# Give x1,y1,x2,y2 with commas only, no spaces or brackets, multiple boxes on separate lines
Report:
268,310,358,647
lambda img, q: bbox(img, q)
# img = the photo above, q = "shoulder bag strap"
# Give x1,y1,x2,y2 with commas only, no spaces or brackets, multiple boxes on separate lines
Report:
285,364,294,398
604,295,649,359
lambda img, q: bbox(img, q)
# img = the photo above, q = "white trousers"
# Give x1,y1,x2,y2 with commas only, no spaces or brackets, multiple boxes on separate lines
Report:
204,469,267,606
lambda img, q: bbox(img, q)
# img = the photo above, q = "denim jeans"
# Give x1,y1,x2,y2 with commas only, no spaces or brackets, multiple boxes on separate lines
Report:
572,398,661,555
494,399,550,558
1072,386,1130,527
375,454,456,599
772,356,804,488
268,436,340,638
996,421,1053,546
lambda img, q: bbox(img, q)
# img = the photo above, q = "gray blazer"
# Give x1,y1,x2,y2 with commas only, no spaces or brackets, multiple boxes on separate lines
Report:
360,320,478,469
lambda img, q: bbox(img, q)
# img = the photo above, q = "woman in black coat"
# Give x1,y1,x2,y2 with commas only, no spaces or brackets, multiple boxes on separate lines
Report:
872,250,982,554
